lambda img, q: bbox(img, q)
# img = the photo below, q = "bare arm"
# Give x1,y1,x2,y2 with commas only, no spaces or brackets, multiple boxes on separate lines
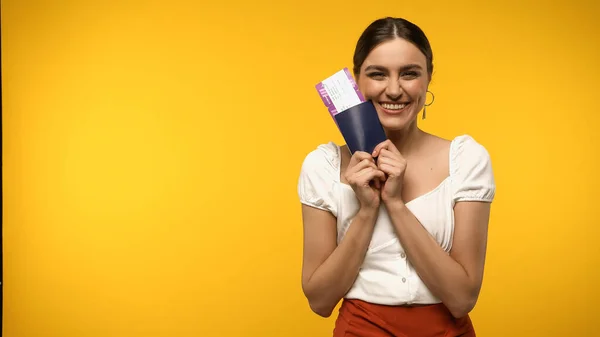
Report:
298,149,384,317
300,204,378,318
384,200,491,318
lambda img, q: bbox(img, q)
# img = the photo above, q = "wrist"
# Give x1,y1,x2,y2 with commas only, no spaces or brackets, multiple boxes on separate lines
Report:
382,196,406,209
358,205,379,220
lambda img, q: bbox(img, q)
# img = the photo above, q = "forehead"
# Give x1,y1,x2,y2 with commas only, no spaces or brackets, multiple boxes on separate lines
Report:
362,38,426,69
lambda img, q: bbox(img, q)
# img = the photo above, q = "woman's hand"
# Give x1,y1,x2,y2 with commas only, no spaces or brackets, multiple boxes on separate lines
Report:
344,151,386,211
372,140,407,204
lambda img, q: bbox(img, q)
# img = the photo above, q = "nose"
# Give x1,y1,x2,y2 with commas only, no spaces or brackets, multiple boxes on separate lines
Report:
385,78,403,101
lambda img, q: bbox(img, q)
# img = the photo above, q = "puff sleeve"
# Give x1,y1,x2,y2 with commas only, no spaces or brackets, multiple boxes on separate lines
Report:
297,143,339,217
451,135,496,203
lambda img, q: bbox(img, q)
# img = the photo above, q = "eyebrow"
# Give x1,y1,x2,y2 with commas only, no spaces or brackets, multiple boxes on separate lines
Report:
364,64,423,72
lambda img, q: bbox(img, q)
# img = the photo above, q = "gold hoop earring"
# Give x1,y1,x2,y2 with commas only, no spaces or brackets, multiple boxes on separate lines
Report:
423,90,435,120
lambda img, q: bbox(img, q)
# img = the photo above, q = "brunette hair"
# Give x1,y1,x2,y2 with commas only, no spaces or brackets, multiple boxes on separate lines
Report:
353,17,433,78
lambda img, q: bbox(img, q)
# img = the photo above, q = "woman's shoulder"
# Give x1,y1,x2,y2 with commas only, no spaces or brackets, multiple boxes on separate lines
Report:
297,141,342,214
299,141,342,172
448,134,496,202
449,134,493,165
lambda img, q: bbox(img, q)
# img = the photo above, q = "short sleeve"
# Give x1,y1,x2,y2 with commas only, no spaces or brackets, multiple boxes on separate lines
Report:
450,135,496,203
297,142,339,216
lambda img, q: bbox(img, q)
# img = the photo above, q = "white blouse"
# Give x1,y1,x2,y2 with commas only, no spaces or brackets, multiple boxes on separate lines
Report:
297,134,496,306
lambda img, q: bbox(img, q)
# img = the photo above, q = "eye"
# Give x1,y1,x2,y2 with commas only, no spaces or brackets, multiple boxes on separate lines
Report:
366,72,386,80
401,71,420,79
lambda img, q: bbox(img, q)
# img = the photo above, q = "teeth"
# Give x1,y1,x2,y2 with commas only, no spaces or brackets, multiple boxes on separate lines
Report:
381,103,408,110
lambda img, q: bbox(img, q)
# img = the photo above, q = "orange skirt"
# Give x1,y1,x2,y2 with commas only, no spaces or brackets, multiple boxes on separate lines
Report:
332,299,476,337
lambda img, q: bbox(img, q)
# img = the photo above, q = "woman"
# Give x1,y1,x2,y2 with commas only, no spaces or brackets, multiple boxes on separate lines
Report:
297,17,496,336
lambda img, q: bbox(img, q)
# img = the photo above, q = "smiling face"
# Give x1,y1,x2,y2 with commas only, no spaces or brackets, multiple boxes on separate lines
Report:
356,38,431,132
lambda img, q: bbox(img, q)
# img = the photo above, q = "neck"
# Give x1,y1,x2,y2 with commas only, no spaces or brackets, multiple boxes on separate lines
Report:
385,122,425,156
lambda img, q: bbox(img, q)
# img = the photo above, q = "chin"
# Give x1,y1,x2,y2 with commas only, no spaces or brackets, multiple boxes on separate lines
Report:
375,107,416,131
380,119,410,132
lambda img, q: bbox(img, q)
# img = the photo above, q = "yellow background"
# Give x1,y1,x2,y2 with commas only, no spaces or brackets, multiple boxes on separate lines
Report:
3,0,599,336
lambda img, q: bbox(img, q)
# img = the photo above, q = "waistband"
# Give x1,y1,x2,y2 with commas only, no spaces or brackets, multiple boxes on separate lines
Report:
333,299,475,337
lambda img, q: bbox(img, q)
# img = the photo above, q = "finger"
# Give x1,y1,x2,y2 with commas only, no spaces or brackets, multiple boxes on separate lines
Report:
378,150,407,174
378,163,404,178
373,140,402,157
347,158,377,175
372,169,387,185
345,161,378,183
353,151,374,161
348,167,372,186
375,155,396,168
368,168,387,189
378,148,403,161
360,167,381,189
349,151,375,166
377,151,406,167
371,140,390,157
356,168,386,187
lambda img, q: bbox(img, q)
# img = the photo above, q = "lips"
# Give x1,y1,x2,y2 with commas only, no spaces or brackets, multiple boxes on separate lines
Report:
379,102,411,114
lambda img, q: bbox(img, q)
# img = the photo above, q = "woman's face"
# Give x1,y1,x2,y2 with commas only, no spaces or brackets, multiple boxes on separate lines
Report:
357,38,430,132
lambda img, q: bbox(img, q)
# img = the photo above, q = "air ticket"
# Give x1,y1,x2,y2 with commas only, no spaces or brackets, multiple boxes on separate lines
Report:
315,68,366,117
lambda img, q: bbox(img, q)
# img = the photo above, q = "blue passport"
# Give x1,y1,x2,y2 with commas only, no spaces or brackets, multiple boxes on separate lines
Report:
334,100,388,155
315,68,388,156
